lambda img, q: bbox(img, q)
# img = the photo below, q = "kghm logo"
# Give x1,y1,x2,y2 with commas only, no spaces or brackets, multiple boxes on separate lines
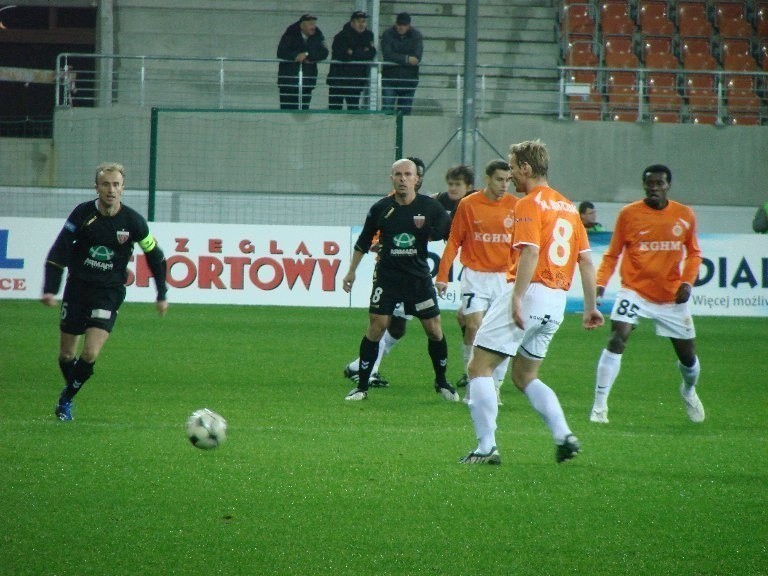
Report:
392,233,415,248
89,245,114,262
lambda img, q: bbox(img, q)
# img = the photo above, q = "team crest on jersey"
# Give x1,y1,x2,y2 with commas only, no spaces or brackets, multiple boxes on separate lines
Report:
503,216,514,228
413,214,425,229
116,229,130,244
672,224,683,237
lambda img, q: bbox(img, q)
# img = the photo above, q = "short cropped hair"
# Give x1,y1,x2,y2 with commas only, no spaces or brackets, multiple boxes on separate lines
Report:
445,164,474,186
95,162,125,184
406,156,425,178
509,139,549,178
578,201,595,214
484,159,509,177
643,164,672,184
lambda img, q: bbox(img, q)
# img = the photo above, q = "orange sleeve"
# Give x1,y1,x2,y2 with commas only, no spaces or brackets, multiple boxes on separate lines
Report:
681,210,702,285
436,202,466,283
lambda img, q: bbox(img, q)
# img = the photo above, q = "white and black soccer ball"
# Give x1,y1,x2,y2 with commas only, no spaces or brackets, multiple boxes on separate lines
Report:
186,408,227,449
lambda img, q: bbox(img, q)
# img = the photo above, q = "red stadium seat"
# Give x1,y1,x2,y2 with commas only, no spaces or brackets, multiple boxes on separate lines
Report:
606,71,639,106
721,39,758,71
567,70,603,120
726,75,761,114
685,72,719,111
562,4,597,37
689,111,720,124
600,1,636,35
728,112,761,125
637,0,677,35
651,110,682,123
677,2,714,37
565,37,599,67
642,36,679,69
714,2,754,37
610,109,640,121
647,72,682,110
603,34,640,68
760,39,768,71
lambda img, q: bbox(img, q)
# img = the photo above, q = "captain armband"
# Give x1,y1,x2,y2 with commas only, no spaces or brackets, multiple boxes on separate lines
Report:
138,234,157,253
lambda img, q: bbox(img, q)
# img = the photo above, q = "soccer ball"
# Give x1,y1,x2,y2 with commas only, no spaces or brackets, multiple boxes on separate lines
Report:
186,408,227,449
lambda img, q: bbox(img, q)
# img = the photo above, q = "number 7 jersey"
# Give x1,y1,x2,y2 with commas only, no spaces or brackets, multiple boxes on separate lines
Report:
508,185,590,290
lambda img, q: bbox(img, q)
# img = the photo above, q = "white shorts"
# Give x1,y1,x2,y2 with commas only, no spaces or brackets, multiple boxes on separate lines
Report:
392,302,413,321
460,268,508,315
474,282,566,359
610,288,696,339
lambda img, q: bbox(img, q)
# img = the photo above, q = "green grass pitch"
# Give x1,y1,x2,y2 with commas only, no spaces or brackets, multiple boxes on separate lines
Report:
1,300,766,575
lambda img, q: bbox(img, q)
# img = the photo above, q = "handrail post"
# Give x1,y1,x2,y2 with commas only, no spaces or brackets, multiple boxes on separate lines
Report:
140,56,146,107
219,58,225,109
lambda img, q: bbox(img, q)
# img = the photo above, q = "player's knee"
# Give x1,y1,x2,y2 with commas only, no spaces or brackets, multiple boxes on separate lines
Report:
388,316,407,339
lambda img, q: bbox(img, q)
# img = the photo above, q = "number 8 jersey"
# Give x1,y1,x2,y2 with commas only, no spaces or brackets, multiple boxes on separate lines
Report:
508,185,590,290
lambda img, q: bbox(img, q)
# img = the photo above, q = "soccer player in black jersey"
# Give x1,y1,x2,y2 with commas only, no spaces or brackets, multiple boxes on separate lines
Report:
342,158,455,401
41,163,168,421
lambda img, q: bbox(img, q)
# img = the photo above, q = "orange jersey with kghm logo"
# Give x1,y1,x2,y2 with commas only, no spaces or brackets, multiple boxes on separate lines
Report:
596,199,702,303
436,191,518,283
508,185,590,291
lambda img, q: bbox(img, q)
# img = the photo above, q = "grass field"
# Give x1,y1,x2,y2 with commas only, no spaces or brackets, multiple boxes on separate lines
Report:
1,300,766,576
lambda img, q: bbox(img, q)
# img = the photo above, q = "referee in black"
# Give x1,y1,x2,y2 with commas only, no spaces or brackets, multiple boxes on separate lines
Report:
42,162,168,421
342,158,456,401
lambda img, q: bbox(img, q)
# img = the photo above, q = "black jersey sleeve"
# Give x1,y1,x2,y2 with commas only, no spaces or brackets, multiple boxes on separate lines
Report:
354,197,394,253
144,245,168,300
429,199,452,241
42,206,85,294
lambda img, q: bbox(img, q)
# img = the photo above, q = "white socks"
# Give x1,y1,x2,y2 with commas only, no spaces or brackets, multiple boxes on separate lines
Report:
492,357,510,389
679,357,700,395
524,378,571,443
593,349,622,410
467,376,498,453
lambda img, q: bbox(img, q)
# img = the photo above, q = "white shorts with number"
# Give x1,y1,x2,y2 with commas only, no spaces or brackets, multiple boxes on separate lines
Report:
473,282,566,359
610,288,696,339
460,268,508,315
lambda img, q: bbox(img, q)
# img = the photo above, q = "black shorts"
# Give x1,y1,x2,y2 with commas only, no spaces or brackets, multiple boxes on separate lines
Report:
60,278,126,335
369,269,440,319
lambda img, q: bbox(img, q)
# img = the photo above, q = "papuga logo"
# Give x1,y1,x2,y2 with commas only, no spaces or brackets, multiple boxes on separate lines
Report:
393,233,416,248
89,245,114,262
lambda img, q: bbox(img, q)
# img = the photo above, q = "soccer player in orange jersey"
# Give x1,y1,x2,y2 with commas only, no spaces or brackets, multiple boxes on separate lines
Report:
435,159,516,403
590,165,704,424
460,140,604,465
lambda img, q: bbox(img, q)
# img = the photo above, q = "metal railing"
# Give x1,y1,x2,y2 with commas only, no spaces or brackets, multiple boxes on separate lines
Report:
55,53,767,124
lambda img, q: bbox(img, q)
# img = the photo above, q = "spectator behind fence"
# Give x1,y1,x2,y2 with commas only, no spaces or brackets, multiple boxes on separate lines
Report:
327,11,376,111
380,12,423,115
276,14,329,110
752,202,768,233
579,201,606,233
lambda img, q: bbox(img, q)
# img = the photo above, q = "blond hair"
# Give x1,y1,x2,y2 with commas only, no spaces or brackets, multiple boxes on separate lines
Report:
95,162,126,184
509,140,549,178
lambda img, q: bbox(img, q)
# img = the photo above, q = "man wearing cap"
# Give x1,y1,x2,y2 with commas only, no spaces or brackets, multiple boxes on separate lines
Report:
327,11,376,111
380,12,423,115
277,14,329,110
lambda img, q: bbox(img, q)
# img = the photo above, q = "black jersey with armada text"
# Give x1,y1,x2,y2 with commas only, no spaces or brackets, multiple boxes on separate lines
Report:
45,200,166,296
354,193,451,279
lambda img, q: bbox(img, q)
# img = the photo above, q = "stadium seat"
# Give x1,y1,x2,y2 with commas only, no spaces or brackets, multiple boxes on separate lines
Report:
610,109,640,121
642,36,679,69
607,71,639,106
681,38,718,70
567,70,603,120
685,72,719,112
689,111,720,124
756,2,768,37
562,4,597,37
637,0,677,35
603,34,640,68
600,1,636,35
714,1,754,37
651,110,682,123
726,75,761,115
721,38,758,71
728,111,762,125
565,37,599,67
647,72,683,110
677,2,714,37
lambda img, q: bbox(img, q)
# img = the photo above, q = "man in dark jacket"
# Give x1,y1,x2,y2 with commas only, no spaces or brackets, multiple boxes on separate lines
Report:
276,14,329,110
380,12,423,115
327,11,376,110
